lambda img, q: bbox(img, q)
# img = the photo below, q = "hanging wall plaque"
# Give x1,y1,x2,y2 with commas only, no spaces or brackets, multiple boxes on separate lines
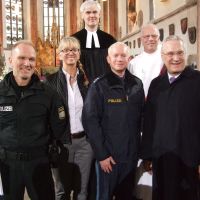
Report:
188,27,196,44
133,40,136,48
180,18,188,34
159,28,164,41
137,38,141,48
169,24,175,35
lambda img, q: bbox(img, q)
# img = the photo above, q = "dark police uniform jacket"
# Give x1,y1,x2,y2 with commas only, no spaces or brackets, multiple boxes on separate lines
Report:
45,67,88,144
0,72,67,152
82,70,144,163
141,67,200,167
72,29,117,82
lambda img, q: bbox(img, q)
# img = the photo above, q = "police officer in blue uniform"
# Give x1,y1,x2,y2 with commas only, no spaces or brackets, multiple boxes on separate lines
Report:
0,40,67,200
83,42,144,200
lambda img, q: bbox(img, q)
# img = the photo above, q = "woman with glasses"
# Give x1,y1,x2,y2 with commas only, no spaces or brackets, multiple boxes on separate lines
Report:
46,36,93,200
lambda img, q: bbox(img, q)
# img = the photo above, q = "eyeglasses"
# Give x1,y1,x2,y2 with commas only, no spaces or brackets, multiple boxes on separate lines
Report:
61,48,79,54
142,34,158,39
162,51,184,58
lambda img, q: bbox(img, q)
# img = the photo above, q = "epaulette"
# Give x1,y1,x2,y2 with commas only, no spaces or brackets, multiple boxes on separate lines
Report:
93,74,105,83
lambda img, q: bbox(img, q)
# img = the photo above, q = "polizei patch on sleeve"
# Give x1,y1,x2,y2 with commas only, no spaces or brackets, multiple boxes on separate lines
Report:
58,106,66,119
0,106,13,111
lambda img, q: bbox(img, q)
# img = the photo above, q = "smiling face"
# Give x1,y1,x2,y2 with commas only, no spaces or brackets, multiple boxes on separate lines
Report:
161,39,186,76
10,43,36,86
81,5,100,31
59,47,80,69
58,37,80,71
141,25,160,54
107,43,130,77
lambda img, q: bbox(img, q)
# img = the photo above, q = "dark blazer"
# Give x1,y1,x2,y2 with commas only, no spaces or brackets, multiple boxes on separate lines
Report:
141,67,200,167
45,67,88,144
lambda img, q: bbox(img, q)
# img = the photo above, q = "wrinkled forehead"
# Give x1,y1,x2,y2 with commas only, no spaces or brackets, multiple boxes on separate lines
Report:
12,44,36,57
142,27,159,36
162,40,184,52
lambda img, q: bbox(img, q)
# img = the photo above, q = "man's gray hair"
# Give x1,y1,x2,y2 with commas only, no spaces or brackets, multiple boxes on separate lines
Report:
80,0,101,13
140,23,160,37
108,42,130,56
161,35,185,53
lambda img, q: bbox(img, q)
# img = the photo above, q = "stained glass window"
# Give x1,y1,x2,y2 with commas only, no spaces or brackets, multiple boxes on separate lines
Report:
5,0,23,47
43,0,64,40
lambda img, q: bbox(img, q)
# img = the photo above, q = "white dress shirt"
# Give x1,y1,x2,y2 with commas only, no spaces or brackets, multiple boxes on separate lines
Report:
62,69,84,134
128,45,163,97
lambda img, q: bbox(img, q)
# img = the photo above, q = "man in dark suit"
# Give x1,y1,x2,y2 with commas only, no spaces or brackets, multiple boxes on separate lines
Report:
72,1,116,82
141,35,200,200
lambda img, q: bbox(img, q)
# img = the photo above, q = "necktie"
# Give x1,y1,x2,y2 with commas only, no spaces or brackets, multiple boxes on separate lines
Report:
169,76,176,84
91,35,95,48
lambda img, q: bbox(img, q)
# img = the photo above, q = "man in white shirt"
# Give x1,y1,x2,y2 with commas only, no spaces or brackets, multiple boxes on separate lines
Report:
128,24,164,200
128,23,164,97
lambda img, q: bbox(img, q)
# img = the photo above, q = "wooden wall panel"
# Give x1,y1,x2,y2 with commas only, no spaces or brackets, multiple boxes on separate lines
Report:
30,0,38,45
109,0,118,39
103,1,108,33
69,0,77,35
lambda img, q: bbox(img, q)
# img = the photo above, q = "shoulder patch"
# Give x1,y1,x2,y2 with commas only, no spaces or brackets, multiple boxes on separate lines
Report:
58,106,65,120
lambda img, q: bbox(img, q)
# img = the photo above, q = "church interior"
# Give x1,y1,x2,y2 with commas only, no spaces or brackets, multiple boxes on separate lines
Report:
0,1,199,200
0,0,199,79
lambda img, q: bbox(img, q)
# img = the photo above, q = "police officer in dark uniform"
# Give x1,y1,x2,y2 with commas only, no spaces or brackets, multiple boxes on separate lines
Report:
82,42,144,200
0,40,67,200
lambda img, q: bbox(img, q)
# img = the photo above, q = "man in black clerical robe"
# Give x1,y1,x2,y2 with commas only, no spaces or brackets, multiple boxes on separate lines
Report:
72,1,116,82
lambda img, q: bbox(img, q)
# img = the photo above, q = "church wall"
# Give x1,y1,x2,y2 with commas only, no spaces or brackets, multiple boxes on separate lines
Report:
120,1,197,66
23,0,31,40
0,0,198,69
154,0,187,19
117,1,127,38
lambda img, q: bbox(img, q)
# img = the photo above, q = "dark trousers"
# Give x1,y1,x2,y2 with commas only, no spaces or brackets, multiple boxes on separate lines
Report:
152,153,199,200
96,161,136,200
87,159,97,200
0,157,55,200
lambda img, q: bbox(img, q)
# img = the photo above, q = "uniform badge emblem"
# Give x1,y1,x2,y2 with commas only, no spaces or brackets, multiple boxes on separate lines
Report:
58,106,65,119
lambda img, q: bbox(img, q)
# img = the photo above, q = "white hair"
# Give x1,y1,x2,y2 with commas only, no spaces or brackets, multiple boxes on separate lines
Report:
161,35,185,53
141,23,160,37
108,42,130,56
80,1,101,13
